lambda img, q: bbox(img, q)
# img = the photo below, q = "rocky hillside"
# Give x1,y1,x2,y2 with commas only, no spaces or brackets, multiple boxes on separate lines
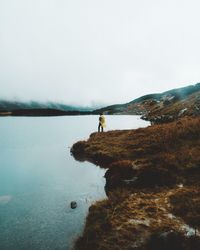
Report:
95,83,200,123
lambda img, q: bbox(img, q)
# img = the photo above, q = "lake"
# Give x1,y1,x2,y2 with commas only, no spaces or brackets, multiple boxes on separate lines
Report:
0,115,149,250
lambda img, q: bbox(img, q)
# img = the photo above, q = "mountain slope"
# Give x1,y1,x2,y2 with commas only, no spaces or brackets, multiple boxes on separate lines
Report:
0,100,102,116
1,83,200,119
95,83,200,123
0,100,94,112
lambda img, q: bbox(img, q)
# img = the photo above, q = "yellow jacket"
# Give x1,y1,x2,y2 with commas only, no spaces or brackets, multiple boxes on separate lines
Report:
99,115,106,127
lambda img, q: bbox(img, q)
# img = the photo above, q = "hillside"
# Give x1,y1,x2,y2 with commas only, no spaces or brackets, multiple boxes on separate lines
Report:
95,83,200,123
0,100,94,112
0,100,97,116
1,83,200,118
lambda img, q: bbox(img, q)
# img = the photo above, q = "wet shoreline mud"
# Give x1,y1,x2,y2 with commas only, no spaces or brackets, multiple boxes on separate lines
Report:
71,116,200,250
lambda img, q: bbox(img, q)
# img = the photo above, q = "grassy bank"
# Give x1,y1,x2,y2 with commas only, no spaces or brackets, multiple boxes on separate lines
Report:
71,116,200,250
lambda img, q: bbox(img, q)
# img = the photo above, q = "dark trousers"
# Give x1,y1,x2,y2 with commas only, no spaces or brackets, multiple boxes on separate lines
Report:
98,123,103,132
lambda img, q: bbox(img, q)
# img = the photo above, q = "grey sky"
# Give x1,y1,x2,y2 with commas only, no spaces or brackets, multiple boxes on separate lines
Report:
1,0,200,106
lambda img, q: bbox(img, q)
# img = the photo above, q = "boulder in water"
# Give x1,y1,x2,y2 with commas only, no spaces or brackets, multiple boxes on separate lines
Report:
70,201,77,209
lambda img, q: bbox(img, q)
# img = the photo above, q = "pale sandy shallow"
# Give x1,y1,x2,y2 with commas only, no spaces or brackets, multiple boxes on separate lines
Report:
0,195,12,205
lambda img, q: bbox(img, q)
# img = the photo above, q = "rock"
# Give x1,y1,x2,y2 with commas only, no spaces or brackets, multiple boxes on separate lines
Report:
132,162,140,170
178,108,188,117
128,218,150,227
149,115,175,124
146,230,185,250
123,177,138,185
70,201,77,209
177,183,183,188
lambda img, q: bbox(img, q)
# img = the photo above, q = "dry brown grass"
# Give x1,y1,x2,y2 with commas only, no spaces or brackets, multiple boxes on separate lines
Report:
169,187,200,230
72,117,200,187
71,116,200,250
74,187,200,250
72,117,200,162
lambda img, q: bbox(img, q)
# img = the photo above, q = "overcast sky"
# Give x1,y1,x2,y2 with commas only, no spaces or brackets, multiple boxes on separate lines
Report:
1,0,200,106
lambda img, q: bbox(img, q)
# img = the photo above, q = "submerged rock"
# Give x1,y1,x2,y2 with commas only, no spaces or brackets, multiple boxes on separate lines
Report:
70,201,77,209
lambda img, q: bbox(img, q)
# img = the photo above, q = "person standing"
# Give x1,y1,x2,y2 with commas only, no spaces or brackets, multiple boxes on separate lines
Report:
98,113,106,132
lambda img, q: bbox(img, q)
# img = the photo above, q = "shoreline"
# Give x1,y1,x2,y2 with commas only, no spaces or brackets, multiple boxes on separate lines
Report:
0,109,93,117
71,116,200,249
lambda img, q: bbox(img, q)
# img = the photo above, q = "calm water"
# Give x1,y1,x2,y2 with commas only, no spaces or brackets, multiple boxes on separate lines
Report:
0,115,149,250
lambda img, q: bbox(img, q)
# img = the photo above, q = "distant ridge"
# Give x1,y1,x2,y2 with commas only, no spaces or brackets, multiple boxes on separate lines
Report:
6,109,91,116
0,100,105,116
1,83,200,120
0,100,95,112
